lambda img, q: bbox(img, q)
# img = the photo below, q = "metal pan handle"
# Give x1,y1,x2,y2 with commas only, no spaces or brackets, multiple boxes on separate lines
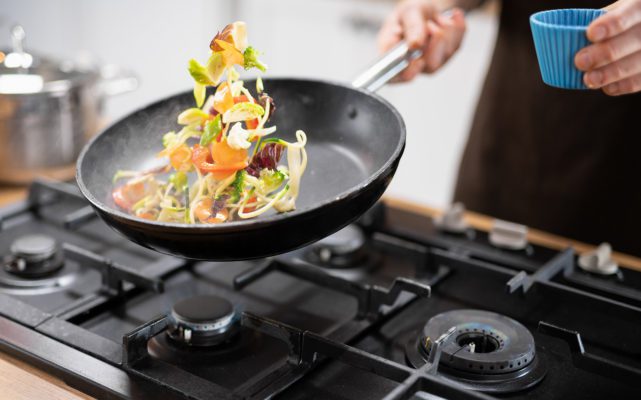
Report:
352,41,422,92
352,9,456,92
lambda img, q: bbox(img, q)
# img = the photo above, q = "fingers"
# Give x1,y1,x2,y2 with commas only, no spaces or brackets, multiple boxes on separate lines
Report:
377,13,403,53
378,0,436,53
378,10,421,82
603,0,626,11
439,9,466,60
602,72,641,95
399,58,426,81
584,51,641,88
421,8,467,73
400,4,430,49
421,21,445,72
575,1,641,95
575,24,641,70
587,0,641,42
375,1,466,82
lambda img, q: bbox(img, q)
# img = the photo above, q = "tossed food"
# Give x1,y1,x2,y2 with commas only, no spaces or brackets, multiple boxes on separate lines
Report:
112,22,308,224
76,18,405,260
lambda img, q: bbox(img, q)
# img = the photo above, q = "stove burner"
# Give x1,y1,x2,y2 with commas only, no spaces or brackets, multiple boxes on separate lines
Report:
456,331,500,353
3,234,64,278
301,225,381,280
306,225,368,268
167,295,239,347
405,309,546,393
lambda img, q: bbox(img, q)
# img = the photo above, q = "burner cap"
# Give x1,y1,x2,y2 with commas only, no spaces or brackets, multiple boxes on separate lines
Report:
4,234,63,278
11,234,57,262
306,225,368,268
172,294,234,324
168,295,238,347
406,309,546,393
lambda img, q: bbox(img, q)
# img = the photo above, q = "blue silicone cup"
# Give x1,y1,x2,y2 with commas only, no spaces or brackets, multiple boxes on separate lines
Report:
530,9,605,89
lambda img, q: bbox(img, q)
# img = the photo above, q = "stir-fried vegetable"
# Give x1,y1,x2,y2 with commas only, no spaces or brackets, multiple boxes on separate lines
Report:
222,102,264,124
243,47,267,72
112,21,308,224
200,115,223,146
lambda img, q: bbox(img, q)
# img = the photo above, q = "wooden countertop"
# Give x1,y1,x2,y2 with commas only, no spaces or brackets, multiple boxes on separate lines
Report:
0,187,89,399
1,190,641,399
384,197,641,272
0,186,27,206
0,352,90,400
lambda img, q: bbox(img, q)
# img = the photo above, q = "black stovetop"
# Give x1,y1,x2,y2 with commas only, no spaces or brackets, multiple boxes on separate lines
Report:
0,180,640,400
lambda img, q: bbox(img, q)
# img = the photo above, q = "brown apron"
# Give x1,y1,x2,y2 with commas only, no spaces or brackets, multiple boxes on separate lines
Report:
454,0,641,255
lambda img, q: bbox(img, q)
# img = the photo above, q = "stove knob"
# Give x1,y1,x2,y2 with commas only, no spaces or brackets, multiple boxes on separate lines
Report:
578,243,619,275
489,220,528,250
434,202,469,234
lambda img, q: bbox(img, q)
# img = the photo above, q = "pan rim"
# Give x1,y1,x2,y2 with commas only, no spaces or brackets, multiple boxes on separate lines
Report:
76,77,406,233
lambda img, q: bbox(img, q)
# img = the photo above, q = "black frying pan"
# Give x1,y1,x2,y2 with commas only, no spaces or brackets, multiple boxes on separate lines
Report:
76,42,419,260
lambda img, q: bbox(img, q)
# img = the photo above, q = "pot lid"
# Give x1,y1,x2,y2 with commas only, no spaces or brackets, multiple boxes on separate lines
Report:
0,25,94,94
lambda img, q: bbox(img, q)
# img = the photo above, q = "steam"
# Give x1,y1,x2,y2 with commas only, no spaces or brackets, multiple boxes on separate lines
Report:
84,92,194,207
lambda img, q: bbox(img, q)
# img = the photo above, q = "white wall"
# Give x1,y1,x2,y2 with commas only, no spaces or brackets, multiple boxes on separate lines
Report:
381,7,498,207
233,0,498,207
1,0,498,207
1,0,234,119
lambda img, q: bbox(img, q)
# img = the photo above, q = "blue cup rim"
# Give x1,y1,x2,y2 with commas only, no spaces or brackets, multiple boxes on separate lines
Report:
530,8,605,31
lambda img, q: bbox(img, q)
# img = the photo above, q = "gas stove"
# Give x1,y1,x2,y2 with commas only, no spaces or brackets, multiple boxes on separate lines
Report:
1,180,640,399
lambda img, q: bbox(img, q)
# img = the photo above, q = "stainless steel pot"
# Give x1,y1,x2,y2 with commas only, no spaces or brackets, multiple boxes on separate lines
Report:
0,25,138,184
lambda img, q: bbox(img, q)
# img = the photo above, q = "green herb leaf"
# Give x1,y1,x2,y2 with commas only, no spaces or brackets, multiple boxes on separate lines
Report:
200,115,222,146
230,170,246,203
206,52,225,85
194,83,206,108
177,108,210,125
169,171,188,192
188,58,214,85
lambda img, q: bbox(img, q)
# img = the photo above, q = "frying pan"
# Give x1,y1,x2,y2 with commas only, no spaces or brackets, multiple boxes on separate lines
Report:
77,42,420,260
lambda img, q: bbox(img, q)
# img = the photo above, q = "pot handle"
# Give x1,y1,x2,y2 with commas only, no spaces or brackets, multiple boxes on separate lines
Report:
352,40,422,92
99,64,139,96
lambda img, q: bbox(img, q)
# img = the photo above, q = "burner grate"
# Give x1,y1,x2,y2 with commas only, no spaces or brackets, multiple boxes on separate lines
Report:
2,180,641,399
234,257,431,319
120,258,433,399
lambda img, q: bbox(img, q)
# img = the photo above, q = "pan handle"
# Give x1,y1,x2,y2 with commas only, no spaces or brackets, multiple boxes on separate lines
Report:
352,41,421,92
352,9,457,92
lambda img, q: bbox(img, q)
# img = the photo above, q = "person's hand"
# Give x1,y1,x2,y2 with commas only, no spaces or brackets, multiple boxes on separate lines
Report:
377,0,467,82
575,0,641,95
